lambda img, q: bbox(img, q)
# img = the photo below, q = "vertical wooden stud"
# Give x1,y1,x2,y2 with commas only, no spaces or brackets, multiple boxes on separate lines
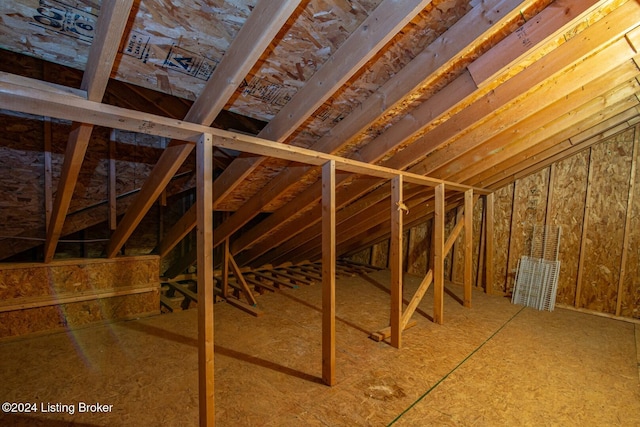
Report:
464,189,473,308
322,160,336,386
485,193,495,295
434,183,445,324
476,197,486,290
109,130,117,231
575,148,594,308
451,206,464,284
616,125,639,316
545,164,555,227
390,175,403,348
197,133,215,426
504,181,518,294
222,238,230,298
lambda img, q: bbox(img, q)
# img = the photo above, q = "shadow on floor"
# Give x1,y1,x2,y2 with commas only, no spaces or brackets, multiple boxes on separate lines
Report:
278,291,371,335
118,315,323,385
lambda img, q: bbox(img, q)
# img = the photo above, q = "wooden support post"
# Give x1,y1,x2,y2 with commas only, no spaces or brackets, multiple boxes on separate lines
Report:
322,160,336,386
464,189,473,308
485,193,495,295
109,130,117,231
196,133,214,426
616,125,639,316
390,175,404,348
434,183,445,324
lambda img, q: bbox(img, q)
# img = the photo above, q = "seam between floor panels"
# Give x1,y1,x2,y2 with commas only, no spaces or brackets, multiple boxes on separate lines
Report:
636,324,640,383
387,306,526,426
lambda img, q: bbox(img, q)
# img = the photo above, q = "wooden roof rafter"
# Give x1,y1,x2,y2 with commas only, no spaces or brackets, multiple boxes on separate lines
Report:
227,0,640,266
157,0,448,259
43,0,134,262
103,0,304,259
186,0,542,262
212,0,437,207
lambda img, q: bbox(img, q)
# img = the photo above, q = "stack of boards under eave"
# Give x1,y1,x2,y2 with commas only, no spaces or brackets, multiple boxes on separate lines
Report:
512,225,562,312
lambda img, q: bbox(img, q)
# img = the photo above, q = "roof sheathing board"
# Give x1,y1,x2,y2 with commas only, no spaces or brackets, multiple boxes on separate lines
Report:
0,0,383,118
217,0,474,211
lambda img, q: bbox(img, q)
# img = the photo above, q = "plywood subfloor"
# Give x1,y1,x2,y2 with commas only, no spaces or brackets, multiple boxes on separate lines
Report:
0,270,638,426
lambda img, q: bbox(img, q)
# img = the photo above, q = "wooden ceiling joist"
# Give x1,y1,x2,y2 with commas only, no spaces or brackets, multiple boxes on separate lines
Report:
43,0,134,262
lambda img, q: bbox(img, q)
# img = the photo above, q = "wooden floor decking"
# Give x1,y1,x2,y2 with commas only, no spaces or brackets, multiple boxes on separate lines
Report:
0,270,638,426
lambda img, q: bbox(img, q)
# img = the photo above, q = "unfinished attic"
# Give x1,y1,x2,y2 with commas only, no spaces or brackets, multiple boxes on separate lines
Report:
1,0,640,425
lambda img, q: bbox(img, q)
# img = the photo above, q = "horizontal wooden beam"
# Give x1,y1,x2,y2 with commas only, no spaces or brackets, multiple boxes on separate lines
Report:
0,72,486,195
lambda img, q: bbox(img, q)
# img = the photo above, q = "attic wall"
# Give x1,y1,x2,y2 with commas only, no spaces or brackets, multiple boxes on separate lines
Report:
0,111,196,262
490,127,640,319
348,126,640,320
0,256,160,339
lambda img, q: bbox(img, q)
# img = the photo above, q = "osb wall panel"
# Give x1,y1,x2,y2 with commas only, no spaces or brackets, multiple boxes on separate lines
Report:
548,150,589,306
443,209,457,282
371,239,389,269
492,183,514,294
0,113,46,239
407,221,430,276
620,129,640,318
472,199,484,288
506,168,550,292
580,130,634,313
451,208,464,285
0,256,159,300
451,198,485,287
0,256,160,337
0,114,195,261
0,292,159,338
349,247,372,266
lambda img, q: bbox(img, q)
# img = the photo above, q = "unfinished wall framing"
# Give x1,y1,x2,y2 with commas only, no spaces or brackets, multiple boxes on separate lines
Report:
349,125,640,321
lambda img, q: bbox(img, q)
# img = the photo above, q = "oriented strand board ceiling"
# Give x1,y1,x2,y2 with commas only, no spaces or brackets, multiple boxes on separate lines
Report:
0,0,639,269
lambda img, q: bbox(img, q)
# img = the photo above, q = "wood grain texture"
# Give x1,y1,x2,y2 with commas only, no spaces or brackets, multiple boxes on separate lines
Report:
620,127,640,318
580,129,634,313
491,183,514,294
548,149,589,306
